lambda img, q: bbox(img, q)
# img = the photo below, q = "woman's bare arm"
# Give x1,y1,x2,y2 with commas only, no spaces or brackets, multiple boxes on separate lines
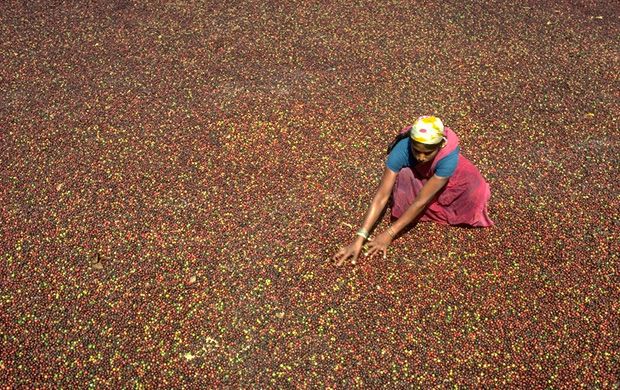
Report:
358,167,398,234
365,174,448,258
333,167,397,265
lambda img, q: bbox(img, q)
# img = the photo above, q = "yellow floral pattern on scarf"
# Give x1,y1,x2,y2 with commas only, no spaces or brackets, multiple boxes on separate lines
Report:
411,115,445,144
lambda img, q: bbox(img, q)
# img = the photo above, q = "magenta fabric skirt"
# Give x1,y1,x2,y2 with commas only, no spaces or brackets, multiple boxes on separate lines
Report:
391,156,494,227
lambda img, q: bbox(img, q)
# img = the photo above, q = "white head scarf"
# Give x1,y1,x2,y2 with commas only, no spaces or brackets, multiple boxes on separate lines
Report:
410,116,445,145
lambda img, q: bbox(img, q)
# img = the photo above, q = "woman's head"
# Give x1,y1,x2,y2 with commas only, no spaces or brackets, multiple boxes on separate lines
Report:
410,116,445,144
409,116,446,162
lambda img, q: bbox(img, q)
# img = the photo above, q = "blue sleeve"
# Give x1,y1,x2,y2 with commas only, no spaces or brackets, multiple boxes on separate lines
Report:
385,138,411,172
434,146,460,177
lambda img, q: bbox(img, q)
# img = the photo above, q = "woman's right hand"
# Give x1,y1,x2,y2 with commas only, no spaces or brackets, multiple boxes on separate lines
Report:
332,239,365,266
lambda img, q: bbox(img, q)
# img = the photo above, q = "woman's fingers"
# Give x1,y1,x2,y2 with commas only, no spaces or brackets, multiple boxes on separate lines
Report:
333,247,347,261
365,243,387,259
351,252,359,265
333,245,366,266
366,245,378,257
334,253,345,266
334,249,351,266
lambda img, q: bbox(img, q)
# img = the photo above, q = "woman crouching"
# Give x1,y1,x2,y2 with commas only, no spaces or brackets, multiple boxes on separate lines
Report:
333,115,494,266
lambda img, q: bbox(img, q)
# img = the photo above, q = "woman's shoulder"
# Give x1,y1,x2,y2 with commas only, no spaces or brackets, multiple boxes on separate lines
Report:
394,136,410,150
386,136,412,172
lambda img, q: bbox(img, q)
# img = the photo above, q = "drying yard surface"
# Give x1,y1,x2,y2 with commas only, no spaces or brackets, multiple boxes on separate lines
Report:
1,0,618,387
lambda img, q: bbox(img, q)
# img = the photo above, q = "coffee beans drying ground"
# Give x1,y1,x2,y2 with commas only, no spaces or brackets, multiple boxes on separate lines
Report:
1,0,618,387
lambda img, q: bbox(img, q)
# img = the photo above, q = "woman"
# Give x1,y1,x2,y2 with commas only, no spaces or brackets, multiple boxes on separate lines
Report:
333,115,493,266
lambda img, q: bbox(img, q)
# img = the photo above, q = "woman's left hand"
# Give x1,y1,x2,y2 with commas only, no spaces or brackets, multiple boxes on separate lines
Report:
365,232,393,259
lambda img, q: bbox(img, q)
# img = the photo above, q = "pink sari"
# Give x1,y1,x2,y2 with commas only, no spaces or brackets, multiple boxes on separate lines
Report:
391,126,494,227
